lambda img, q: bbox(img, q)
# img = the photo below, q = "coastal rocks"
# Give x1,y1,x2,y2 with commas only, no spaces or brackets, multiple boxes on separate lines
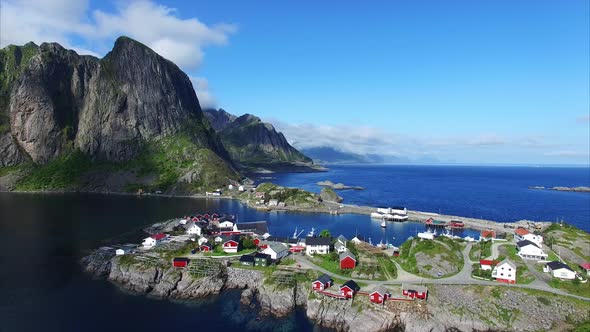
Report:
306,297,402,332
170,273,226,299
81,249,114,278
108,257,164,293
320,187,343,203
0,133,27,167
224,267,263,289
529,185,590,193
254,284,299,317
317,180,364,190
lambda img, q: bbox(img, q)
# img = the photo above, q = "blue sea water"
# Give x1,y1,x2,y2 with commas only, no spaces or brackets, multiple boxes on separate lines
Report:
267,165,590,232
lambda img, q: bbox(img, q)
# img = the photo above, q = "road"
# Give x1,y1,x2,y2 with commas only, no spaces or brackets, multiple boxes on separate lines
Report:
292,243,590,302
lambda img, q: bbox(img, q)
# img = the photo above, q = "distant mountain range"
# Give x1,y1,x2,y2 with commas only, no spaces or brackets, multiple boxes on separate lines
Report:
300,146,439,165
204,108,315,171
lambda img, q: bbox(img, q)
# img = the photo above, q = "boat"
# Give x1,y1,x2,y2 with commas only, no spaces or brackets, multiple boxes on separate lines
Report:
380,221,387,228
417,229,435,240
371,211,408,222
307,228,316,237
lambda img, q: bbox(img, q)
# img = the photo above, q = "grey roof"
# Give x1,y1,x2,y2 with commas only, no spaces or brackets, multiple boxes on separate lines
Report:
254,253,271,260
221,235,240,243
497,259,517,270
339,251,356,261
547,261,573,272
517,239,540,249
371,285,388,295
266,241,289,253
402,284,428,293
306,237,331,246
314,274,332,285
337,235,348,243
334,242,345,250
239,255,254,263
234,221,269,235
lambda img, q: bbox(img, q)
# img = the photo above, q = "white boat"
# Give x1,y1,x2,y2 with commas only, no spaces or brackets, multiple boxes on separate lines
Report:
307,228,316,237
380,221,387,228
417,229,435,240
371,212,408,222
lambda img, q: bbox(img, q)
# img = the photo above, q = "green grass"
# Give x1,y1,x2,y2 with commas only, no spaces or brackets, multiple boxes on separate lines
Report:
469,241,493,261
204,248,256,257
396,238,463,278
15,151,94,190
254,182,320,207
312,255,353,277
549,278,590,298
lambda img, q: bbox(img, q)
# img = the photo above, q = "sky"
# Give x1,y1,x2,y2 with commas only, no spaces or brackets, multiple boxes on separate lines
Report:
1,0,589,165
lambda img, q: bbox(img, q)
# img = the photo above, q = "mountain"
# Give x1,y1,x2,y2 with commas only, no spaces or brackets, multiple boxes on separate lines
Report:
204,108,315,170
0,37,238,192
301,147,384,164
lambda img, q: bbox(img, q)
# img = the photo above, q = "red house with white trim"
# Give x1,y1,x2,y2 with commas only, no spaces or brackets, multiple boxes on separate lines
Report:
222,235,240,253
340,280,360,299
370,285,389,304
312,274,333,291
339,252,357,269
200,244,212,252
402,284,428,299
173,257,190,268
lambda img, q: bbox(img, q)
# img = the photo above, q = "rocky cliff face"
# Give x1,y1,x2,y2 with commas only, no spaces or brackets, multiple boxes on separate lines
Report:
0,37,238,191
204,108,311,166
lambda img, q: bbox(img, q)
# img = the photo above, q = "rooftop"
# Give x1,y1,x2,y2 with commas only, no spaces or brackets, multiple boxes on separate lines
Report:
341,280,360,291
547,261,573,272
306,237,332,246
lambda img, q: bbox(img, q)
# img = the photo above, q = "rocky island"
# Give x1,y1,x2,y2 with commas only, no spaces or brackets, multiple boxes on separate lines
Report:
530,186,590,193
317,180,365,190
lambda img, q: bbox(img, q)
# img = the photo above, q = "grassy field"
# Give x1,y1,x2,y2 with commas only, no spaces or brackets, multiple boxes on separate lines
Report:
469,241,493,261
544,223,590,261
548,278,590,298
395,238,463,278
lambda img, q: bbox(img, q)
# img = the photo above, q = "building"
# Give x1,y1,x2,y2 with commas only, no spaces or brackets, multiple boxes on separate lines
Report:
268,199,279,207
238,185,245,192
402,284,428,299
334,242,347,253
580,263,590,276
305,237,331,255
370,285,389,304
516,240,548,261
351,235,365,244
392,246,400,257
262,242,290,260
336,235,347,246
255,192,265,199
206,190,222,197
197,237,208,246
492,259,517,284
239,255,255,266
479,260,498,271
339,252,357,269
340,280,360,299
115,248,130,256
515,227,543,247
254,253,271,267
186,224,202,236
545,261,577,280
179,218,188,225
142,233,166,248
228,184,234,190
222,235,241,253
480,229,496,241
233,221,270,237
312,274,333,291
200,244,212,252
173,257,190,268
219,220,234,229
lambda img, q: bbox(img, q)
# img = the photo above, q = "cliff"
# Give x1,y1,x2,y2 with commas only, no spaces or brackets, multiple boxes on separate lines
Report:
204,108,315,170
0,37,238,192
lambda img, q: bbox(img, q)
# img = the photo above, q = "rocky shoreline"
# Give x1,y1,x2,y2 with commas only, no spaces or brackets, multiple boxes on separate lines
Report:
530,186,590,193
81,246,589,332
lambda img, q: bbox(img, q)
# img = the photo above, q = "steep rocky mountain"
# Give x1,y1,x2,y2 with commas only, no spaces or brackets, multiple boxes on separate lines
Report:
204,108,313,169
0,37,238,192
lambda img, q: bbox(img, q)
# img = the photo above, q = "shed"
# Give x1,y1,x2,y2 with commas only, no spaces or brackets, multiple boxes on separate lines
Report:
369,285,389,304
312,274,333,291
340,280,360,298
402,284,428,299
173,257,190,268
339,252,357,269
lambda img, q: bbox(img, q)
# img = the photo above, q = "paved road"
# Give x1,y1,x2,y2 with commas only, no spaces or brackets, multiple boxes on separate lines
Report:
292,244,590,302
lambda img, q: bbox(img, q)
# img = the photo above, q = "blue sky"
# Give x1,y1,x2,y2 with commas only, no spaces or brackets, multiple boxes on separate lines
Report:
1,0,589,165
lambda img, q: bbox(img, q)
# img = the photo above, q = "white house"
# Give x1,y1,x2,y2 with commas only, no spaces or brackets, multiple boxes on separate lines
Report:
214,236,224,243
351,236,365,244
115,248,129,255
262,242,289,260
336,235,347,246
479,260,497,271
515,227,543,247
219,220,234,229
197,237,209,246
417,230,435,240
334,242,347,253
268,199,279,207
238,185,245,192
186,224,202,236
142,237,157,248
306,237,331,255
545,261,577,280
491,259,517,284
516,240,548,261
228,184,234,190
179,219,188,225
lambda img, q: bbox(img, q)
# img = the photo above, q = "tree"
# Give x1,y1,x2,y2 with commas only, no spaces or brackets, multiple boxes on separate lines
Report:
319,229,331,238
242,237,256,249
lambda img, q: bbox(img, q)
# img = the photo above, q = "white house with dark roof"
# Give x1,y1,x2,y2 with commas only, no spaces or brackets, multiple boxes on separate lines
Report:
334,242,347,253
516,240,548,261
186,223,202,236
515,227,543,247
336,235,347,246
492,259,517,284
305,237,331,255
545,261,577,280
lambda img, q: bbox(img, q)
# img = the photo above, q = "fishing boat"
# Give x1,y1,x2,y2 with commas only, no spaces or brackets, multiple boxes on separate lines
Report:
380,221,387,228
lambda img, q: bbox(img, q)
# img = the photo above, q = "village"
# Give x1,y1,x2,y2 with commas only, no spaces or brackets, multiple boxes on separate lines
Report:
108,195,590,309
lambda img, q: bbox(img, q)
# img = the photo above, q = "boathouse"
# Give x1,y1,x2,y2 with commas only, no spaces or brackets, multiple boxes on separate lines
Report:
312,274,333,291
173,257,190,268
339,252,357,269
402,284,428,299
222,235,241,253
239,255,255,266
340,280,360,299
370,285,389,304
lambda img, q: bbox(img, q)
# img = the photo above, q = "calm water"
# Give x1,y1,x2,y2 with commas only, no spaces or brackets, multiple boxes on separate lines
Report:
269,165,590,231
1,192,457,332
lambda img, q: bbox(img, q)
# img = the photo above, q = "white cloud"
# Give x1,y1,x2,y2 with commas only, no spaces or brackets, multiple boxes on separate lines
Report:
190,76,216,109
